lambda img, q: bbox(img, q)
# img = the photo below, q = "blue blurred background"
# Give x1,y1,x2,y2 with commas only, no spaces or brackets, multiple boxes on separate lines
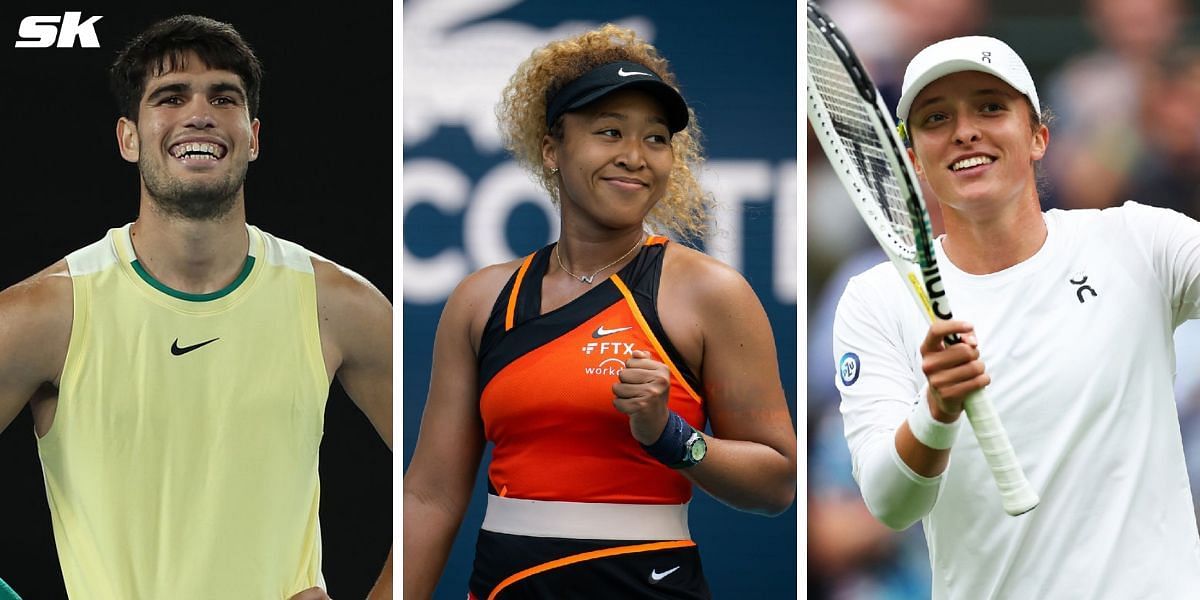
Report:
402,1,798,597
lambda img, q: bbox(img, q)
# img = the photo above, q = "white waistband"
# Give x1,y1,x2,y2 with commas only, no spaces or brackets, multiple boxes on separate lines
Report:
481,494,691,541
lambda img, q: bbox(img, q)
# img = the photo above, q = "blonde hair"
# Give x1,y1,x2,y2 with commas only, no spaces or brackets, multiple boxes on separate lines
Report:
496,24,711,241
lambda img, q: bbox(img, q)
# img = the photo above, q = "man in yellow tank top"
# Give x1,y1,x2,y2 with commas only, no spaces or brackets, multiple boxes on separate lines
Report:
0,15,392,599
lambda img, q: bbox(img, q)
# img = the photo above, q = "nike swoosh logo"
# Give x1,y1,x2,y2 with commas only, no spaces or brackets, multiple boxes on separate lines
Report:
618,67,651,77
649,566,681,582
592,325,633,338
170,337,220,356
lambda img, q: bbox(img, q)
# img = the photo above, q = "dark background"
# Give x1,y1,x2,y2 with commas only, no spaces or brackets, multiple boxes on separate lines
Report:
0,2,392,598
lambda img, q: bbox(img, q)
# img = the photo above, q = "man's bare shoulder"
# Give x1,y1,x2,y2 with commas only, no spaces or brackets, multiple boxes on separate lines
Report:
306,256,391,377
0,260,73,386
308,256,391,347
0,259,73,320
309,255,390,309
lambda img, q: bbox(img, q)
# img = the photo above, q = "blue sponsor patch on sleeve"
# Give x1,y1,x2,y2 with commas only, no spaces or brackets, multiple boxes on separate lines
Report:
838,352,860,386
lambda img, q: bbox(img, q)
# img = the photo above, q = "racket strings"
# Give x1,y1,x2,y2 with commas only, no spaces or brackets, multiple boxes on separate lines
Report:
807,21,916,258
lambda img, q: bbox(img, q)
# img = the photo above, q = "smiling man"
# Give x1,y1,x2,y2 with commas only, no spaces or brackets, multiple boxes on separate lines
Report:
0,15,391,600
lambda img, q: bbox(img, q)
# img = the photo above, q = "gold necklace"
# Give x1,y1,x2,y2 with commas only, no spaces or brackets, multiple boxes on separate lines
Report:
555,233,645,284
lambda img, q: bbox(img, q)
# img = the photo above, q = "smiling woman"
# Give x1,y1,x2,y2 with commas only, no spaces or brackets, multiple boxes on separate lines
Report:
497,26,709,242
832,34,1200,599
545,89,675,255
403,23,797,600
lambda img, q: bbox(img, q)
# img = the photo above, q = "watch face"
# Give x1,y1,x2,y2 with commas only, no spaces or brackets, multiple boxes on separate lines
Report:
689,435,707,462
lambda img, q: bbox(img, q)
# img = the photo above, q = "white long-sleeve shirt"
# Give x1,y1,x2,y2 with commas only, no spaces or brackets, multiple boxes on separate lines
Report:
833,202,1200,599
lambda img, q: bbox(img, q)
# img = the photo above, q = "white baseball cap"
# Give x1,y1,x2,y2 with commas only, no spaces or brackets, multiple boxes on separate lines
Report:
896,36,1040,123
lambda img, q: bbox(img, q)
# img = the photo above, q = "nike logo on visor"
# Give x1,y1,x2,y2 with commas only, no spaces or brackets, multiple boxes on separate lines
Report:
592,325,633,338
171,337,219,356
618,67,651,77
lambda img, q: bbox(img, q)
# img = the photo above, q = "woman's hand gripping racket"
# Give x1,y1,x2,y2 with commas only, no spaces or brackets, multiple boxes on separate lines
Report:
806,0,1038,516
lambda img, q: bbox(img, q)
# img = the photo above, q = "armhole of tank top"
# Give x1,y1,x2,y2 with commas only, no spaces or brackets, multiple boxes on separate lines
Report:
610,274,702,405
48,270,86,441
302,256,333,392
616,239,704,398
479,254,534,365
505,252,537,331
637,297,703,398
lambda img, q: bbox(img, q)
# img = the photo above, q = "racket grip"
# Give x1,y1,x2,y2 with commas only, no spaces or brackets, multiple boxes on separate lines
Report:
962,389,1039,516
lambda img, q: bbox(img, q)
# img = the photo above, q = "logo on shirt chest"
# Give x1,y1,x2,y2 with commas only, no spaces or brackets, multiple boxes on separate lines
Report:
170,337,219,356
581,341,635,356
580,327,637,376
1070,272,1098,304
592,324,632,338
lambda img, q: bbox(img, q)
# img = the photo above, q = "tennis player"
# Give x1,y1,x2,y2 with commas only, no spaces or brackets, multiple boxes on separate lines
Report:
833,36,1200,597
0,15,391,599
403,24,796,599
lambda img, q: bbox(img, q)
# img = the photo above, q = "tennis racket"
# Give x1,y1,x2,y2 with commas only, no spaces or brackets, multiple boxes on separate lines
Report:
806,0,1038,516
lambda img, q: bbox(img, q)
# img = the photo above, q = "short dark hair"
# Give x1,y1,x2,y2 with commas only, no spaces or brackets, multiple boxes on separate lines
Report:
110,15,263,121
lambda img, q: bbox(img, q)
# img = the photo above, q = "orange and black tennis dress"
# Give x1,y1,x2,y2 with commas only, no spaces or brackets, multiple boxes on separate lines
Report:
469,237,711,600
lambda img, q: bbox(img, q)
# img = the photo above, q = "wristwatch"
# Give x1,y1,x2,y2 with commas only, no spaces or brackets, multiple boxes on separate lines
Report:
670,427,707,469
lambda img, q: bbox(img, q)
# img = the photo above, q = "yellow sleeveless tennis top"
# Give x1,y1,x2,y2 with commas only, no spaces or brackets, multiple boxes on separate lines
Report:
38,224,330,599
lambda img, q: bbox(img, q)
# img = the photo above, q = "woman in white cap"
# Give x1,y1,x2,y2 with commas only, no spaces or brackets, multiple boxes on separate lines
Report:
404,24,796,599
834,35,1200,598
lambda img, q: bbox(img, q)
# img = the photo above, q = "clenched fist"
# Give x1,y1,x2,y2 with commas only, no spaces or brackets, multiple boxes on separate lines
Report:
613,350,672,444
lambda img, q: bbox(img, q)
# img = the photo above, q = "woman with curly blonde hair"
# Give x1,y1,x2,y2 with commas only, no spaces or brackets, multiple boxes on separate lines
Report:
404,24,796,599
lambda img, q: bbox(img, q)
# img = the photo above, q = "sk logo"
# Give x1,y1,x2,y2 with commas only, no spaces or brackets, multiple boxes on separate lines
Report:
1070,273,1097,304
15,13,103,48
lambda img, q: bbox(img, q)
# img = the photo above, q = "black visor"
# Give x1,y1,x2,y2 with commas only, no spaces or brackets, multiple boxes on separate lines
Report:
545,61,690,133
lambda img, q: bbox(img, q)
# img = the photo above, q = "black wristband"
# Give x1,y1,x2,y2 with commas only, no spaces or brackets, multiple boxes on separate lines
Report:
640,411,690,466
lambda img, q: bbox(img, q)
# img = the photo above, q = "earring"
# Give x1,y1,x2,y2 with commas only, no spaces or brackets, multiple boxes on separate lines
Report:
550,168,559,175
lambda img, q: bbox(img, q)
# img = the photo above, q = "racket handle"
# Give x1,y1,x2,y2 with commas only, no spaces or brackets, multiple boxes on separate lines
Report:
962,388,1039,516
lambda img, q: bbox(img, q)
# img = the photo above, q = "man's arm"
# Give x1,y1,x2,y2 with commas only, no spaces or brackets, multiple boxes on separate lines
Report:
312,259,392,599
315,260,393,448
0,262,72,436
